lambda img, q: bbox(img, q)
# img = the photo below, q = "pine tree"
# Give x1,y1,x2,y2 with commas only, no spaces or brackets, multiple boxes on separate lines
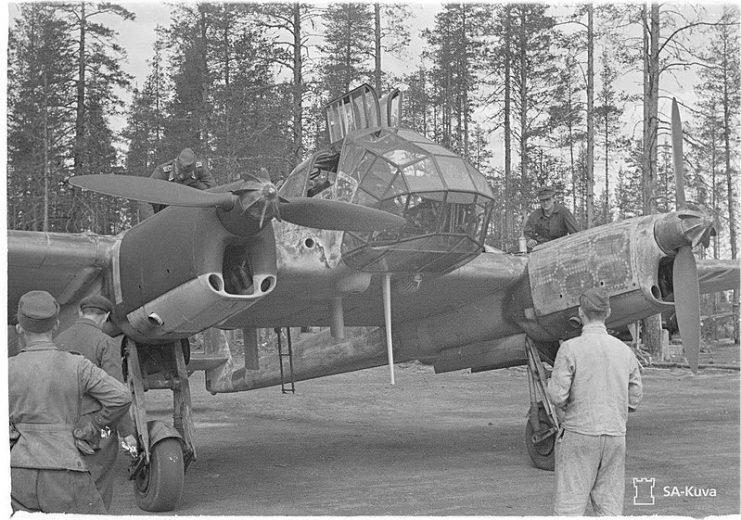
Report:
508,5,558,210
59,2,134,178
422,3,491,157
594,43,623,224
8,4,76,232
257,3,322,170
318,3,374,100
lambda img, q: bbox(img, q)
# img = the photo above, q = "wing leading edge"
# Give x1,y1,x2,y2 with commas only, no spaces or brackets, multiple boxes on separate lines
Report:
7,230,118,322
220,250,529,329
697,258,740,295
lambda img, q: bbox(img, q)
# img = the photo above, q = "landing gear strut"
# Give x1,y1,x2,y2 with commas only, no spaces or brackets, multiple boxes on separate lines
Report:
124,338,196,512
524,338,559,471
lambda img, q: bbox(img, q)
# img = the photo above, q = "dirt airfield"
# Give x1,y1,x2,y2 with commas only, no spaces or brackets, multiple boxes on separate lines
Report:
110,354,739,517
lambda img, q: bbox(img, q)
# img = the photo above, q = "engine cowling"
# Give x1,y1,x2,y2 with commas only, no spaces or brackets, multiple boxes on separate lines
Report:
109,205,276,343
510,214,676,342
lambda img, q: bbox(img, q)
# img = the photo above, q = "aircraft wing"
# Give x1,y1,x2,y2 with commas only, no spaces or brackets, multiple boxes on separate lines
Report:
7,230,118,320
220,250,529,329
697,258,740,295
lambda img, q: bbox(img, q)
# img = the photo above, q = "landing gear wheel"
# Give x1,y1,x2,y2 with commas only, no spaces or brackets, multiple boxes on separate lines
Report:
134,439,185,512
525,419,555,471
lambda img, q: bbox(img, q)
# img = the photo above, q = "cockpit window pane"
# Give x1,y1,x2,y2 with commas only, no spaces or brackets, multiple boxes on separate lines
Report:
362,131,401,155
355,152,377,180
384,171,409,200
445,192,477,204
436,156,475,192
466,162,494,198
355,187,381,207
278,162,309,197
339,140,366,182
402,158,444,192
415,142,457,157
405,193,444,235
397,129,434,143
382,144,426,168
335,171,359,202
360,157,396,199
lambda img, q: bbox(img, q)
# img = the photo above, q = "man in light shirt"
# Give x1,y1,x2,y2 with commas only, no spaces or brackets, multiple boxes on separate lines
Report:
546,287,643,515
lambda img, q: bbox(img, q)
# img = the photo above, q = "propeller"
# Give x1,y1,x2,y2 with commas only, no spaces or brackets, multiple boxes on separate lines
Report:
670,98,700,374
69,174,406,233
69,174,237,209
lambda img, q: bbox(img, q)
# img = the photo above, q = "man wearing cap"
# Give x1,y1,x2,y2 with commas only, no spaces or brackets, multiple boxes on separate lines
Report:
523,187,579,249
54,294,138,511
9,290,132,514
546,287,643,515
138,147,216,220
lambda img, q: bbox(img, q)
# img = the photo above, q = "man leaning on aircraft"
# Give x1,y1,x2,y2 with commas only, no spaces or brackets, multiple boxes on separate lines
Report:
546,287,643,516
138,147,216,220
524,186,579,249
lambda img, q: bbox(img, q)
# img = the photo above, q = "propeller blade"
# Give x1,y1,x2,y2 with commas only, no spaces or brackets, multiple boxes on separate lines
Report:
671,98,687,209
279,198,407,232
70,175,235,209
673,246,700,374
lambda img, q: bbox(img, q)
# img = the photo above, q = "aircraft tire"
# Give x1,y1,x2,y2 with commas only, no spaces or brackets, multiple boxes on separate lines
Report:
134,438,185,512
525,419,555,471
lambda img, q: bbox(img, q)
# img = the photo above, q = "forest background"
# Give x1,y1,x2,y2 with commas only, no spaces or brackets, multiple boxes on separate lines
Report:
6,2,739,266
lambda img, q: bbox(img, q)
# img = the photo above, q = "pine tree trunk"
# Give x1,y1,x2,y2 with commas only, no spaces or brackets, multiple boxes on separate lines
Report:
519,9,527,193
43,71,50,233
643,314,663,357
503,7,512,243
586,5,594,229
374,3,381,93
642,3,662,355
721,24,739,343
292,4,303,170
75,2,86,177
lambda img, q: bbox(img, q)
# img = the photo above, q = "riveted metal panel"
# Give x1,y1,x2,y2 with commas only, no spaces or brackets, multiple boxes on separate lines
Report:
528,219,639,317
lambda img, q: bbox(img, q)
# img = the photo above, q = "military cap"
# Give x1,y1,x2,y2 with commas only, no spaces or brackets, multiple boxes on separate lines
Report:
17,290,59,333
579,287,610,314
177,148,196,168
537,187,556,200
79,294,113,314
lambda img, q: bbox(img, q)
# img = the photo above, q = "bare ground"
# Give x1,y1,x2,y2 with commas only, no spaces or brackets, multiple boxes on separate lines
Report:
110,344,740,517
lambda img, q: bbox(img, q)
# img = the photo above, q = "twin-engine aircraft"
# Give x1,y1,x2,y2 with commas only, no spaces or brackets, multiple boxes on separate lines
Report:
7,84,739,511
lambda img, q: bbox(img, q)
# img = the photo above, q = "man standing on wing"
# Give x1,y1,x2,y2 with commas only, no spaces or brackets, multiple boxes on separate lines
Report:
138,147,216,220
546,287,643,515
524,186,579,250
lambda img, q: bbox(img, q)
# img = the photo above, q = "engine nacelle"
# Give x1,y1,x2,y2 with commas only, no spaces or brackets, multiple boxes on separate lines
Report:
510,214,675,342
109,205,277,343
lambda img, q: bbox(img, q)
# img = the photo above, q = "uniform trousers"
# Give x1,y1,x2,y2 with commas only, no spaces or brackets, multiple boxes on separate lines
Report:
554,429,626,516
11,467,106,514
85,429,119,510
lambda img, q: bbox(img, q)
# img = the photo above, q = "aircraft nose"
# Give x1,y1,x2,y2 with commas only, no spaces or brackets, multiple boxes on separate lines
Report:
654,209,715,254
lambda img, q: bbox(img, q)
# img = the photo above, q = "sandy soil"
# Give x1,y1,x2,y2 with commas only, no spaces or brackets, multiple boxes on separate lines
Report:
107,349,740,517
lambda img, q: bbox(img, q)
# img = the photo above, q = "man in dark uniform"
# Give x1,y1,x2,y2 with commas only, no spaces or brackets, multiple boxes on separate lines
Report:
138,147,216,220
54,294,138,511
9,291,132,514
524,186,579,249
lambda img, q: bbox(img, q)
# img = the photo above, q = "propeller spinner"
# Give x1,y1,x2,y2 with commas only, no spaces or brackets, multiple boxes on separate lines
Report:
69,174,406,233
